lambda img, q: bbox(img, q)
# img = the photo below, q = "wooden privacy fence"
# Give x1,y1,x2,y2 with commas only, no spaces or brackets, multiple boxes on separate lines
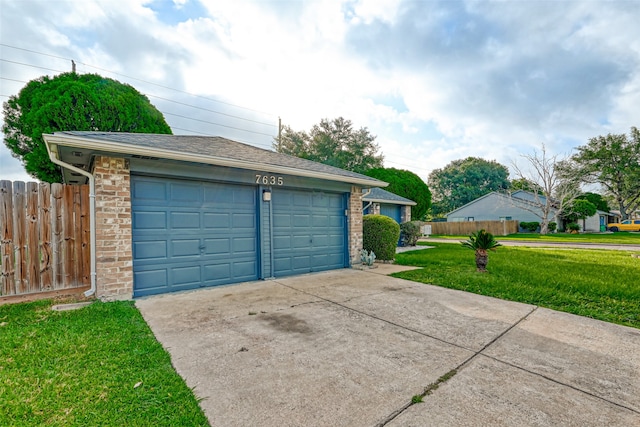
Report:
423,220,519,236
1,181,90,299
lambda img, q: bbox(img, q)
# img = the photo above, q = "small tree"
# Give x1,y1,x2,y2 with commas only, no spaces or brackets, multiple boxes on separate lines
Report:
511,144,581,234
461,229,501,272
564,199,597,232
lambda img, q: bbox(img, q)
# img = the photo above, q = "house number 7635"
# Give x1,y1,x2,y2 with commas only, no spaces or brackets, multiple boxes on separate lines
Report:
255,174,284,186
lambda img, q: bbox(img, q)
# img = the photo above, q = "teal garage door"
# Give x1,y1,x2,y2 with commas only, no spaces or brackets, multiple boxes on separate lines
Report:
380,204,401,224
272,189,347,277
131,176,258,297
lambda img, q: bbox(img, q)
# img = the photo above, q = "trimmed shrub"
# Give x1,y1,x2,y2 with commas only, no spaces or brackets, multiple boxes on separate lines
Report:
400,221,422,247
520,221,540,232
363,214,400,261
548,221,557,233
567,222,580,232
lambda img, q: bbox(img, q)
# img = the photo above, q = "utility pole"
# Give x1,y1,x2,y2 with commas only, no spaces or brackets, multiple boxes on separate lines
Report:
71,60,76,73
278,117,282,144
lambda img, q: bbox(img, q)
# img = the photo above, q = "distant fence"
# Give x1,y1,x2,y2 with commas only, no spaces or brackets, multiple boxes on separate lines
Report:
1,181,90,301
422,220,519,236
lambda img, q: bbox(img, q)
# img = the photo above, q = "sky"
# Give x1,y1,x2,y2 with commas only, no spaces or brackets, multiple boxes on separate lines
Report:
1,0,639,184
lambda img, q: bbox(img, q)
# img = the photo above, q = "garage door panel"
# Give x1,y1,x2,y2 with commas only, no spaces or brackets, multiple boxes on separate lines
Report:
233,237,257,253
134,240,167,260
132,181,167,203
171,183,201,203
173,265,201,286
134,269,167,290
203,238,230,254
203,263,231,282
233,213,255,228
132,176,258,297
171,211,201,229
203,213,231,228
171,239,201,257
134,211,167,229
232,260,259,279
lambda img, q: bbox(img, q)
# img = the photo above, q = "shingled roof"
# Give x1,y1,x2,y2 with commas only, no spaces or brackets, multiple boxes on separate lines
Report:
43,131,387,187
362,187,416,205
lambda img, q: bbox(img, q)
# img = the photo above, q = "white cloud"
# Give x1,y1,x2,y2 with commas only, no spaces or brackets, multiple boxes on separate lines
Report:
1,0,639,184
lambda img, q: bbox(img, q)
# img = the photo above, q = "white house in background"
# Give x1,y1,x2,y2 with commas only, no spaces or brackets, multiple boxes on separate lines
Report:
446,190,558,224
445,190,615,232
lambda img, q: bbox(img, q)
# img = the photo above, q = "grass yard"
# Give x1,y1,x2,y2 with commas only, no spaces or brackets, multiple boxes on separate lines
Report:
0,300,209,427
394,243,640,329
430,232,640,245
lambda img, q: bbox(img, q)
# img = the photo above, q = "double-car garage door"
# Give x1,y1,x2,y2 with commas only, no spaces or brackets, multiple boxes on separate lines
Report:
131,175,347,297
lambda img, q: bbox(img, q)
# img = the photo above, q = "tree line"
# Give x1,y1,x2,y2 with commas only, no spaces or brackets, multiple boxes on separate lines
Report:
3,73,638,229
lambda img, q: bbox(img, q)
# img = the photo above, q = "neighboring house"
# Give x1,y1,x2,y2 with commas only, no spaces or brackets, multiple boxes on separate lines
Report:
583,210,618,232
446,190,615,232
43,131,386,299
362,187,416,224
446,191,559,224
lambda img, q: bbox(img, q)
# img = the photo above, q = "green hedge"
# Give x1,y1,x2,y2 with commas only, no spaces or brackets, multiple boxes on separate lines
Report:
400,221,422,246
363,214,400,261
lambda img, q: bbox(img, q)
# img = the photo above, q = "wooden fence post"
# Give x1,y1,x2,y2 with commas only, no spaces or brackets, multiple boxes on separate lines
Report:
1,181,16,295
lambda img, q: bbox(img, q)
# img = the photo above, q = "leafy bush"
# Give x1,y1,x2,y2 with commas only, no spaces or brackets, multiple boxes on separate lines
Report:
363,214,400,261
567,222,580,232
400,221,422,247
519,221,540,232
548,221,557,232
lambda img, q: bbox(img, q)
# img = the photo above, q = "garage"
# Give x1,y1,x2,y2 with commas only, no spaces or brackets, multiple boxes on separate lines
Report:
272,189,347,277
43,131,387,299
131,175,258,297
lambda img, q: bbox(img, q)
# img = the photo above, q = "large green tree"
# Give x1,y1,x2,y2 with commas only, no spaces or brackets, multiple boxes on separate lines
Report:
428,157,510,215
3,72,172,182
364,167,431,220
566,127,640,219
273,117,383,174
575,192,610,212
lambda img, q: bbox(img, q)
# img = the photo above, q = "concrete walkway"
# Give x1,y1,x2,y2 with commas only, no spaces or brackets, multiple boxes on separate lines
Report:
136,270,640,426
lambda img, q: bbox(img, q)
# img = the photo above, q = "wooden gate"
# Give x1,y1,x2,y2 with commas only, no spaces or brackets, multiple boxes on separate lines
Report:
1,181,90,303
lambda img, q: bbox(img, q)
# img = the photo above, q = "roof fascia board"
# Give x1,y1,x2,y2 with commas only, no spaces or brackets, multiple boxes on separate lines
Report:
361,197,416,205
43,133,387,187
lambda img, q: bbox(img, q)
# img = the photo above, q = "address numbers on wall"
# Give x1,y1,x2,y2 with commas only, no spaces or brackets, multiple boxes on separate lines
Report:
255,174,284,186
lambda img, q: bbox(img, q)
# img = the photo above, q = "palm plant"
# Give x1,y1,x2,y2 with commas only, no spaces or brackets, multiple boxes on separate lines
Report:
461,229,502,272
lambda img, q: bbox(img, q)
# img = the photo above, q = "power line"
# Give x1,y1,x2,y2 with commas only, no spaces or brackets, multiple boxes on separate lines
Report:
0,43,277,118
161,111,276,138
146,94,276,128
0,58,66,74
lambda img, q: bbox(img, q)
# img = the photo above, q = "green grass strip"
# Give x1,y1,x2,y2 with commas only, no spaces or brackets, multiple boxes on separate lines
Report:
429,232,640,244
395,243,640,329
0,300,209,427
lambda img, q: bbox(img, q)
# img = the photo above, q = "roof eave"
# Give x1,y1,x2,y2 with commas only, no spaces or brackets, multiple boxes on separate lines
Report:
43,133,387,188
362,197,416,206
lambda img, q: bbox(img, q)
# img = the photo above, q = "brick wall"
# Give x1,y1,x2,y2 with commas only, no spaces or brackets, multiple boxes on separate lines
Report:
348,186,363,266
93,156,133,300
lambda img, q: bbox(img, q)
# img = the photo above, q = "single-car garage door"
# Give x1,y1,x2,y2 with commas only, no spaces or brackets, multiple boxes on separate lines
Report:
131,176,258,297
272,189,347,277
380,204,402,224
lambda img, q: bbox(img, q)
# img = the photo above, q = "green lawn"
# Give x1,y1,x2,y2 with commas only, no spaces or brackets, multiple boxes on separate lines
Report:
394,243,640,329
429,232,640,245
0,300,209,427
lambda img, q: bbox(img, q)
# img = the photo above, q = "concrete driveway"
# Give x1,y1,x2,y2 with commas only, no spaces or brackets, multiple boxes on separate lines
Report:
136,267,640,426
